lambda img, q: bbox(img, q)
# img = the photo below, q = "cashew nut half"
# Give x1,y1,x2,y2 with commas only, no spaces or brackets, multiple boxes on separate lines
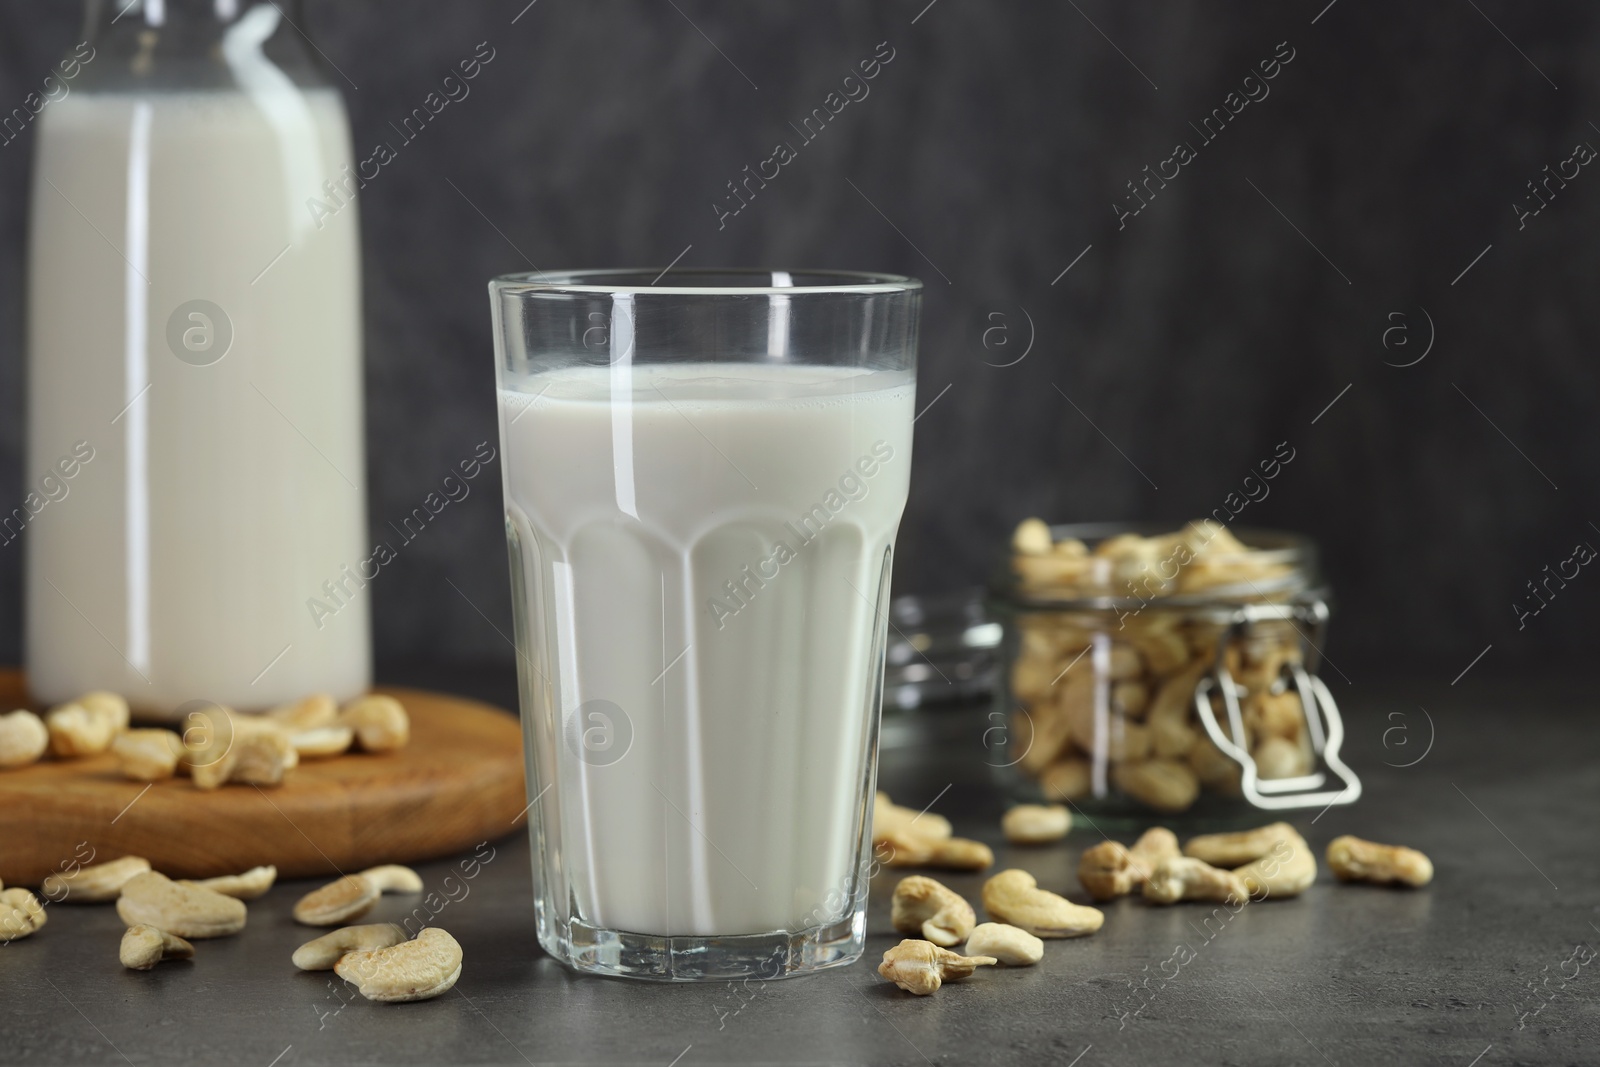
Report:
120,925,194,970
181,865,277,900
964,922,1043,966
41,855,151,903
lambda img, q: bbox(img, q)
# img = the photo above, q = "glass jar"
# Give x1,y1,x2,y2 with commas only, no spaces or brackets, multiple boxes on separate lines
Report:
25,0,369,715
990,521,1360,824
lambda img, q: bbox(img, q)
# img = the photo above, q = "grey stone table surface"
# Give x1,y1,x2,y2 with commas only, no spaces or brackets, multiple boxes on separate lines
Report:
3,669,1597,1066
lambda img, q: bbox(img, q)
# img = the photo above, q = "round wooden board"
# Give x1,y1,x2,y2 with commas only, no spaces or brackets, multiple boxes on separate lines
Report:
0,670,526,886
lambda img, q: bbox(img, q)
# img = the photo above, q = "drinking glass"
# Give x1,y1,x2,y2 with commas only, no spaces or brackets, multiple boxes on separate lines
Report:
489,269,921,980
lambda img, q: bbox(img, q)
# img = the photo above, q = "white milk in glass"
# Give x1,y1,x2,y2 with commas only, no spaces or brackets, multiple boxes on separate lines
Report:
500,363,913,936
25,88,369,713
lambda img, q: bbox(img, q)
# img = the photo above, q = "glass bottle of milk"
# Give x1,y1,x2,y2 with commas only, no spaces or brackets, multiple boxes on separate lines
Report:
25,0,369,715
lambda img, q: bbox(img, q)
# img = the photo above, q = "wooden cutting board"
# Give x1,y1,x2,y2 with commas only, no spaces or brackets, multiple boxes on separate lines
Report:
0,669,526,886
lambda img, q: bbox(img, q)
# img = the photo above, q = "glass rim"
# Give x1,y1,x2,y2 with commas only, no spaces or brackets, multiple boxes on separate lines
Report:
489,267,924,297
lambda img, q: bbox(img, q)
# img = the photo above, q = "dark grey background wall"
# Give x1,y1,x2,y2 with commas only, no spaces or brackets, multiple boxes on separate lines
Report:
1,1,1596,681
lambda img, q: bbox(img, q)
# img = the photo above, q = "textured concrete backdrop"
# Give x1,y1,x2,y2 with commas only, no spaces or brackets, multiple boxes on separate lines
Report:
1,1,1597,681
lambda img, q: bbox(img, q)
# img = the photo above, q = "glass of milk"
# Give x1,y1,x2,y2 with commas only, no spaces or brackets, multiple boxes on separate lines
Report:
490,269,921,980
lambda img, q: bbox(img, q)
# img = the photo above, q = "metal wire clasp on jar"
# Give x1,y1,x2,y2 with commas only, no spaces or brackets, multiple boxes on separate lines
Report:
990,520,1360,821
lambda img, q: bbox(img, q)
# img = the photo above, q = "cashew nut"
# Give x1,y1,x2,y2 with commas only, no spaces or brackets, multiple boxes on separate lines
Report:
0,710,50,769
116,871,247,938
1184,822,1300,867
114,729,184,781
1111,759,1199,813
293,923,409,970
1327,836,1433,887
335,927,463,1002
1143,856,1248,905
1013,517,1054,556
1253,735,1311,780
874,792,953,842
181,865,277,900
877,938,996,995
267,693,338,732
1039,758,1091,801
78,691,130,734
874,793,991,870
1078,841,1138,901
1234,832,1317,899
41,855,151,903
45,702,115,758
0,888,47,941
294,865,423,926
292,726,354,758
891,876,976,947
982,869,1104,938
230,722,298,786
1001,803,1071,845
1127,827,1181,881
964,922,1043,966
339,695,410,753
120,924,194,970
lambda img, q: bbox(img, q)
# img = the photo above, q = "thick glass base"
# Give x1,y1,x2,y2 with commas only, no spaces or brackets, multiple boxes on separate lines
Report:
539,909,866,982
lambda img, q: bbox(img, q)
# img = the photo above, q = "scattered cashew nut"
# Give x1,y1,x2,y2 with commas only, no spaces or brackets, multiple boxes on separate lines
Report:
877,938,996,995
120,924,194,970
1127,827,1181,881
116,871,247,938
1078,841,1138,902
1143,856,1248,905
1327,836,1433,887
293,923,409,970
42,855,151,903
964,922,1043,966
1234,831,1317,899
1184,822,1301,867
181,865,277,900
294,865,422,926
335,927,463,1002
0,888,47,941
0,710,50,769
891,876,976,947
982,869,1104,938
874,793,992,870
1001,803,1071,845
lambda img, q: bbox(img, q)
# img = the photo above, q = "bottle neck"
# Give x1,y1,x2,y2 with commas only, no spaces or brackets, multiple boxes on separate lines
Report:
87,0,306,33
77,0,325,93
